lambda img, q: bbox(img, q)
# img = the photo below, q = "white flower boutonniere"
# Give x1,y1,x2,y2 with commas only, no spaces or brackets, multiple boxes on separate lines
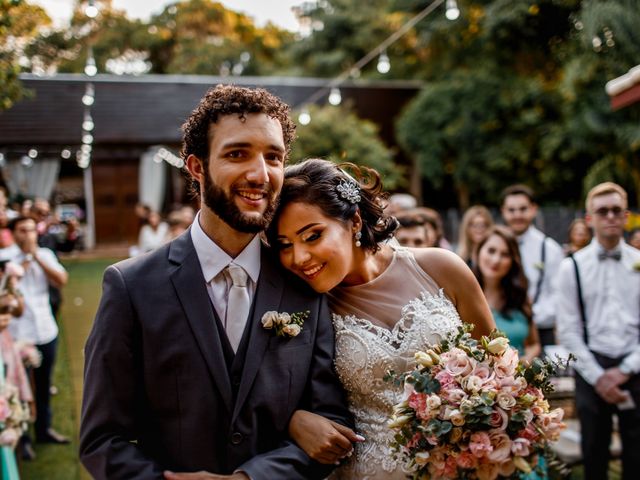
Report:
533,261,545,271
633,262,640,272
261,310,309,338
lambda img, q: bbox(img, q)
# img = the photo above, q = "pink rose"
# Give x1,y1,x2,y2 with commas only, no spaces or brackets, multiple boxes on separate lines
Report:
435,370,456,388
511,437,531,457
442,348,476,377
489,407,509,431
456,451,478,469
469,431,493,458
408,392,430,421
442,387,467,406
494,347,519,378
471,362,496,385
519,422,541,442
488,431,512,462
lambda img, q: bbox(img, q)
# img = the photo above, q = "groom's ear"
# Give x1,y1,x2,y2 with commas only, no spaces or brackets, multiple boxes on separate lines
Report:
186,154,205,184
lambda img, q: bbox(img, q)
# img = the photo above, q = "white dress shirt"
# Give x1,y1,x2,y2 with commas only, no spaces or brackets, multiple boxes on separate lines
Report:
555,239,640,385
518,226,564,329
8,247,65,345
190,212,261,329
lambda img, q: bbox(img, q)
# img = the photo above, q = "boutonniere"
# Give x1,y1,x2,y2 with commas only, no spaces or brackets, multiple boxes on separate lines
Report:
261,310,309,338
533,261,545,271
633,262,640,272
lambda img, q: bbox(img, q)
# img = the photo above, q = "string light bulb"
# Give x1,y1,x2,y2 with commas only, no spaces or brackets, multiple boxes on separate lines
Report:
82,83,95,106
85,1,99,19
82,111,94,131
298,109,311,125
445,0,460,20
85,48,97,76
328,88,342,106
377,51,390,74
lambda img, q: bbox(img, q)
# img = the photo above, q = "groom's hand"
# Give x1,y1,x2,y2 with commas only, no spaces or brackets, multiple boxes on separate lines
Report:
164,471,249,480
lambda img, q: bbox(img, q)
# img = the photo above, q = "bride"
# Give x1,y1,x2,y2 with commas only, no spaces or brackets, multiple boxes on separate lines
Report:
267,159,495,479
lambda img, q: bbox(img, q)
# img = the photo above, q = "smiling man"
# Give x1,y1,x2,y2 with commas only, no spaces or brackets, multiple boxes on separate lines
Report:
500,184,564,347
80,85,353,480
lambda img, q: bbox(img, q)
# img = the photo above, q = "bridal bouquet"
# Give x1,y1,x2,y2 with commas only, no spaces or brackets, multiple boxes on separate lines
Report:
0,383,30,448
388,324,566,479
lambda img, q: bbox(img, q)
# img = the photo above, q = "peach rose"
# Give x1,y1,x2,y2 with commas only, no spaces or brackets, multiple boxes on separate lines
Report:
488,431,512,462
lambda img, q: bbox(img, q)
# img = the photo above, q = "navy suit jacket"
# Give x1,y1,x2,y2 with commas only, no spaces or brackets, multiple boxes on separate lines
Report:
79,229,352,479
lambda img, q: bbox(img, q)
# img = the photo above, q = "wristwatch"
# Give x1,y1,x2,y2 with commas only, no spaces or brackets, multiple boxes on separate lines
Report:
619,362,635,376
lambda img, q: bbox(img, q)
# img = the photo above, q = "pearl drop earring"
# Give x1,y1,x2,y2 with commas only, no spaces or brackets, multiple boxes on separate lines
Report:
354,231,362,248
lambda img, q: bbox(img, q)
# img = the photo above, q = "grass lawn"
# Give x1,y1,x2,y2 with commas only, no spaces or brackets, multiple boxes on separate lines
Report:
18,258,122,480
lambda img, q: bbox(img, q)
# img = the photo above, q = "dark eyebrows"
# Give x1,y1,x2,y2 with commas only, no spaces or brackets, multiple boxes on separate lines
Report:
277,223,323,238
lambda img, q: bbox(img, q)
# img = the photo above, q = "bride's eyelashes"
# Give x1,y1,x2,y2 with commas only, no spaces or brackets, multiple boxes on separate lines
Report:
301,230,322,243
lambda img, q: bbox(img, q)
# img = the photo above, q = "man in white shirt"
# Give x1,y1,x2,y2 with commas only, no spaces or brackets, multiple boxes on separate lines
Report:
8,216,69,444
501,184,564,347
556,182,640,480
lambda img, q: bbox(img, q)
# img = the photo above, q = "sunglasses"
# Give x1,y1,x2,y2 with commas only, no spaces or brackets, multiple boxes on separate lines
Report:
593,206,625,218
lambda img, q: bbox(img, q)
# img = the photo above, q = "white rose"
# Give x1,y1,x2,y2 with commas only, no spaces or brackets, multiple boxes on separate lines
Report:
426,394,442,410
497,392,517,410
487,337,509,355
464,375,484,393
278,312,292,325
281,323,301,337
261,311,279,329
450,409,465,426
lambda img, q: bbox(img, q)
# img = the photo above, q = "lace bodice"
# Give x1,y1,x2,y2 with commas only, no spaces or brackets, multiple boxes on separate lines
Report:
327,248,462,479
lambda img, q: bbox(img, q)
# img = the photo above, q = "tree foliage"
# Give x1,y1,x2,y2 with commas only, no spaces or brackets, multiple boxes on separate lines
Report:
0,0,49,109
290,104,404,189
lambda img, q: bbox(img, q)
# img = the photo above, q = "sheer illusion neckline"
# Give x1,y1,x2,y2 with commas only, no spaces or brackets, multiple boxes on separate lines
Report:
337,245,397,291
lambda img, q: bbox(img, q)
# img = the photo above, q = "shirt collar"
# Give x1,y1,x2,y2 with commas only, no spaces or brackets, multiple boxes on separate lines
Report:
190,211,261,284
517,225,536,244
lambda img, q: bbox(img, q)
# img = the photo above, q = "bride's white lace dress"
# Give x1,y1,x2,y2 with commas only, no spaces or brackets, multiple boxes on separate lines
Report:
327,247,462,479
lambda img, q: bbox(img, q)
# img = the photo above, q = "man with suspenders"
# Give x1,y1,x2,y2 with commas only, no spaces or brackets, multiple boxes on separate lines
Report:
556,182,640,480
500,184,564,347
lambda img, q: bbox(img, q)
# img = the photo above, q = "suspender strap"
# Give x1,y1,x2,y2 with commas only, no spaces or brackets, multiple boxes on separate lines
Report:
570,254,588,343
533,236,547,304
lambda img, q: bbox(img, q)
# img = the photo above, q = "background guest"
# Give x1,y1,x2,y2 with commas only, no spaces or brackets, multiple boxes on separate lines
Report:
556,182,640,480
137,210,168,253
457,205,493,267
395,211,430,247
500,184,563,348
473,225,541,365
564,218,592,256
628,228,640,250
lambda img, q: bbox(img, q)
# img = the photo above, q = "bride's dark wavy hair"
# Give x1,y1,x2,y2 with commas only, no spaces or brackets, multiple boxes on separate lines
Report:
267,158,398,252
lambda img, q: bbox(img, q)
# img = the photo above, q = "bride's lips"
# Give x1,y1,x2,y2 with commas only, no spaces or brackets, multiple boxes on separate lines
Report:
300,263,325,280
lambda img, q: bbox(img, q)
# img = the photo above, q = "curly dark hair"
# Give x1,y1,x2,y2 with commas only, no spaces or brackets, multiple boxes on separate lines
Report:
181,84,296,193
266,158,398,252
472,225,532,322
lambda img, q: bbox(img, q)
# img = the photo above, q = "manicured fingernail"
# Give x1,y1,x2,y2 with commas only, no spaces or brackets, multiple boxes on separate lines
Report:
355,434,366,442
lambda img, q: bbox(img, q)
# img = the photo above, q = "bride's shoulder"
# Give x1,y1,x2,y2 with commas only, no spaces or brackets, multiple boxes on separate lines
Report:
410,248,477,299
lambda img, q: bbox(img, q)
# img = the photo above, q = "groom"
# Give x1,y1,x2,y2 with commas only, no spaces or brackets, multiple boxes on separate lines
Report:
80,85,353,479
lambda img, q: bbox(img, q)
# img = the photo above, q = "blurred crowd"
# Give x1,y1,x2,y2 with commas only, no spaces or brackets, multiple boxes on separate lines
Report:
129,203,196,257
391,182,640,478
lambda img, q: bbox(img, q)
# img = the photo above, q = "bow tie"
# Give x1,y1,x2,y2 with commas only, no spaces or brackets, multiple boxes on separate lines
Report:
598,250,622,261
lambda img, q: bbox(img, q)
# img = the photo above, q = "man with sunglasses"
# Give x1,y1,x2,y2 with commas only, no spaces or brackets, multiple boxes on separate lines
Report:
500,184,564,347
556,182,640,480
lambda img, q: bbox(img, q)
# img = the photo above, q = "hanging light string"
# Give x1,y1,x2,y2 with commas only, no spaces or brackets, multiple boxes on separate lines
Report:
295,0,446,110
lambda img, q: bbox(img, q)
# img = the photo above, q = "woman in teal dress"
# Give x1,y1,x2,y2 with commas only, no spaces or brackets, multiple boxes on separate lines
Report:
474,226,547,479
473,225,541,363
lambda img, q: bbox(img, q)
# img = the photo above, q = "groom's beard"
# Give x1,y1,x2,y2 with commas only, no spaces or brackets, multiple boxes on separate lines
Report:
202,173,278,233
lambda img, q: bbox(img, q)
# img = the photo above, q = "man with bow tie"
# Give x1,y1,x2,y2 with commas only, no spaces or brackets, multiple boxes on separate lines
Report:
556,182,640,480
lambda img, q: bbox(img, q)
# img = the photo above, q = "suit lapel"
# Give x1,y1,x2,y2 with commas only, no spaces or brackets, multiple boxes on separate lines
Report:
169,230,233,413
232,247,284,420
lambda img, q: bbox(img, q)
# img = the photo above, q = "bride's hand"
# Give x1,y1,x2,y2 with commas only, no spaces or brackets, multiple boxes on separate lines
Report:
288,410,364,464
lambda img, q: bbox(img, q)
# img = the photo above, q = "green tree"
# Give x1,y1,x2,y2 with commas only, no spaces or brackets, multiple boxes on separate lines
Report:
0,0,50,109
291,104,404,189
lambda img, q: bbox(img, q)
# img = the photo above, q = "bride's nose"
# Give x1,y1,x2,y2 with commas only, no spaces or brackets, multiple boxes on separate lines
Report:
292,244,311,266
